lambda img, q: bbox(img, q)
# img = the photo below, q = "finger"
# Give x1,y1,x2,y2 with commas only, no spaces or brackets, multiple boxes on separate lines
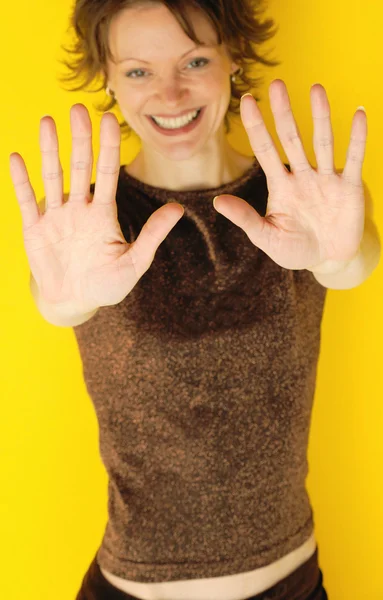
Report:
310,84,335,175
213,194,272,255
128,203,185,276
342,108,367,186
240,93,287,183
269,79,311,174
69,104,93,203
39,115,64,209
93,112,121,205
9,153,40,230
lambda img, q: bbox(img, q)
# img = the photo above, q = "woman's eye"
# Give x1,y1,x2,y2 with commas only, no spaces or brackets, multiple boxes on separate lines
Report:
187,58,210,69
125,69,146,79
125,58,209,78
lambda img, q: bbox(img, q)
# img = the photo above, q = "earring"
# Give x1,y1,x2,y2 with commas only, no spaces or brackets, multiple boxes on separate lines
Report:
231,67,243,83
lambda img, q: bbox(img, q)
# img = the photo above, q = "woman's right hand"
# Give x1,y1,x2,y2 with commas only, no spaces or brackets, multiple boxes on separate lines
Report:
9,104,184,314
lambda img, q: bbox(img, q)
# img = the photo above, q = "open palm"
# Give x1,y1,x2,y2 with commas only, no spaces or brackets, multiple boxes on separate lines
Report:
213,80,367,271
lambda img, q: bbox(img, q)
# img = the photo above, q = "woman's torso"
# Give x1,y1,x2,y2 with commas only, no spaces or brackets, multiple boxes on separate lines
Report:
100,531,317,600
86,153,322,599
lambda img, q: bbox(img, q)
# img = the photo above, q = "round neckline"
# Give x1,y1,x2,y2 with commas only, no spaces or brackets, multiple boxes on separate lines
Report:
119,159,261,201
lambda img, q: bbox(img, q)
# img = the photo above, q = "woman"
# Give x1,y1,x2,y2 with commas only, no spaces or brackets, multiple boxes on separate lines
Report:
11,0,371,598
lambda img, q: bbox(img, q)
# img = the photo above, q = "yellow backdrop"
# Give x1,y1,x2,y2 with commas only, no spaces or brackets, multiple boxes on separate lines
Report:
1,0,382,598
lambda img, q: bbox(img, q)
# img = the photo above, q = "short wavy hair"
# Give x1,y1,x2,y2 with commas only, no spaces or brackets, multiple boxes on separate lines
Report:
58,0,280,139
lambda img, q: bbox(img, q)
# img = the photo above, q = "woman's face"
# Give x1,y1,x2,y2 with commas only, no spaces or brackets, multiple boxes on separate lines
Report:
106,3,239,160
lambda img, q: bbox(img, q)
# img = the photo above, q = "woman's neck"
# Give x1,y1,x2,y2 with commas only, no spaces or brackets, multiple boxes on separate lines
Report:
125,142,255,192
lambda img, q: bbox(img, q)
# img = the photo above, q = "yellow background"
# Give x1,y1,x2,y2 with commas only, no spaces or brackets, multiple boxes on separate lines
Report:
1,0,382,598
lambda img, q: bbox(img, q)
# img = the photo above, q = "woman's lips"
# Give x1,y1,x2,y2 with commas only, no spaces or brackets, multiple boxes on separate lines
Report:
146,106,205,136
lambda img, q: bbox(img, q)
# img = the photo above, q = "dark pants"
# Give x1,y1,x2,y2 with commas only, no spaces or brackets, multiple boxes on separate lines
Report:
76,546,328,600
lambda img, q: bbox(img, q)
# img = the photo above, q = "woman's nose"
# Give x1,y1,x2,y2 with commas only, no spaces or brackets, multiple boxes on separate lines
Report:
158,76,187,105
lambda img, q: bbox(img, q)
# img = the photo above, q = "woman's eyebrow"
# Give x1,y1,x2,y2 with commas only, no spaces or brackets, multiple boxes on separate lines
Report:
117,43,216,64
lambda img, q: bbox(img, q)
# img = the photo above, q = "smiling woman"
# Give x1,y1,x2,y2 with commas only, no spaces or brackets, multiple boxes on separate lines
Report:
58,0,279,139
19,2,335,600
7,0,382,597
57,0,282,191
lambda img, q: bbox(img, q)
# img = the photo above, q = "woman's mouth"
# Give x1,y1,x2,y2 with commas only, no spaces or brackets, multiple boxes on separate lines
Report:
146,106,205,137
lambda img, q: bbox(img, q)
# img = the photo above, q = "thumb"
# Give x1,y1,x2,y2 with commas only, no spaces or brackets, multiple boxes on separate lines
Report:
123,202,185,275
213,194,270,251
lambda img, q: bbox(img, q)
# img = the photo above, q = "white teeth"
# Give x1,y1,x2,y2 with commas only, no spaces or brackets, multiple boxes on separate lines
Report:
151,109,200,129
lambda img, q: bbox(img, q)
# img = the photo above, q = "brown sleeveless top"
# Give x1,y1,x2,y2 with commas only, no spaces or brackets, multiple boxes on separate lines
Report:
73,160,327,582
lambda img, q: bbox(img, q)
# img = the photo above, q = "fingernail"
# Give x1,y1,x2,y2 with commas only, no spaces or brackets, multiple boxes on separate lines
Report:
356,106,366,112
241,93,253,100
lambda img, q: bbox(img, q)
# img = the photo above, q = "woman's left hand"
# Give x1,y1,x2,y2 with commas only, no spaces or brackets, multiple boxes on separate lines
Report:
213,80,367,271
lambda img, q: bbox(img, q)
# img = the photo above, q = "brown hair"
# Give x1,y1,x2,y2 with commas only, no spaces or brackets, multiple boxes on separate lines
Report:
58,0,280,138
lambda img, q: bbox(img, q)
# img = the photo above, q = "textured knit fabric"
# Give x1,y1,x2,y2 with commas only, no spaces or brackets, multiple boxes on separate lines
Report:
72,159,328,583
